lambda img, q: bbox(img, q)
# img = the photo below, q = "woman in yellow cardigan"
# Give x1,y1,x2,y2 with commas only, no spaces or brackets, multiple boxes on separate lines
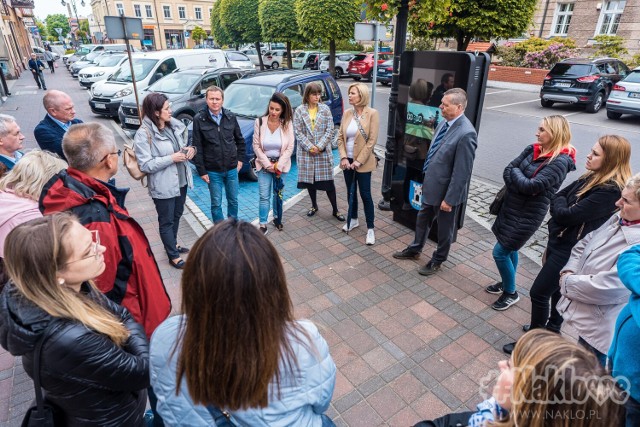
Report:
337,83,379,245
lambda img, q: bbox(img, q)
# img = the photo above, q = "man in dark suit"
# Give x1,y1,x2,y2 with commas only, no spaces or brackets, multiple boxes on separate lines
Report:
428,73,454,108
27,53,47,90
393,88,478,275
34,90,83,160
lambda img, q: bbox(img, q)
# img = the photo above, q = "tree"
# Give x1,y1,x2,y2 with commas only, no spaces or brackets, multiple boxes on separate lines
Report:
78,19,90,43
295,0,359,76
211,0,231,47
259,0,300,68
427,0,538,51
191,26,208,45
593,35,628,59
44,14,71,40
219,0,265,68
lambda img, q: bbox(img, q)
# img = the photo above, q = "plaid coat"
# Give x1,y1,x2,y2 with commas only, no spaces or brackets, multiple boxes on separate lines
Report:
294,103,335,184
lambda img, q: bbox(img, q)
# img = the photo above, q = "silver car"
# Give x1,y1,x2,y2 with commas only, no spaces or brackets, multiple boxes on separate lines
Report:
607,66,640,120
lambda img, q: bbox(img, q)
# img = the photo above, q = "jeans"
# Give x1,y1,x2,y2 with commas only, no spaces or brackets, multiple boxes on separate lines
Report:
578,337,607,368
625,395,640,427
32,70,46,89
207,169,239,223
321,414,336,427
529,245,570,329
343,166,374,229
153,186,187,260
493,242,518,294
407,203,459,264
257,169,286,225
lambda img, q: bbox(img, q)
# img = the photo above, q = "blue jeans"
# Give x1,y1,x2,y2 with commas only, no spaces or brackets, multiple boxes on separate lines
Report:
207,169,239,223
343,166,374,229
493,242,518,294
321,414,335,427
578,337,607,368
625,395,640,427
257,169,286,225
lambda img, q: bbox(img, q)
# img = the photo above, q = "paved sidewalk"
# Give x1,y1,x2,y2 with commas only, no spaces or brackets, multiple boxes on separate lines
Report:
0,70,574,427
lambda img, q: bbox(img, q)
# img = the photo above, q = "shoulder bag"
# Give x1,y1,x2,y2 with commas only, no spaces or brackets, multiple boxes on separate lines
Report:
21,322,63,427
123,126,151,187
352,110,380,166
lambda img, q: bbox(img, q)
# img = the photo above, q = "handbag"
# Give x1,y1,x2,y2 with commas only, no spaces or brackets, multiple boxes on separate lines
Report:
122,126,151,186
21,322,62,427
205,405,237,427
489,186,506,215
352,110,380,166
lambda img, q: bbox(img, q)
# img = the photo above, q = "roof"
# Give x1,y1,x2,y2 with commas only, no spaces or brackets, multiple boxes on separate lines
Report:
559,57,619,64
130,49,225,60
236,69,331,85
466,42,496,53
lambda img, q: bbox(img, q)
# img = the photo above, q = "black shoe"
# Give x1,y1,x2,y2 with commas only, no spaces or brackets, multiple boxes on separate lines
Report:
522,324,531,332
491,292,520,311
260,226,268,235
272,220,283,231
307,207,318,217
418,261,441,276
169,258,185,269
176,246,190,254
392,248,420,260
503,342,516,355
333,212,345,221
486,283,503,294
546,322,562,334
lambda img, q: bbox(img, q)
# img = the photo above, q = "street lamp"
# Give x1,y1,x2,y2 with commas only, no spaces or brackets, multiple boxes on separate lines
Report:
61,0,86,45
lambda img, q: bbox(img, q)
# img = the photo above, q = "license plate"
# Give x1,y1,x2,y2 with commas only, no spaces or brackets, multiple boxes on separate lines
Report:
124,118,140,125
95,103,106,109
629,92,640,99
555,82,571,87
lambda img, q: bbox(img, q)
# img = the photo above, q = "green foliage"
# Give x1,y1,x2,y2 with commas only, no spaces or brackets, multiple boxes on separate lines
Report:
592,35,628,59
219,0,261,44
628,53,640,69
44,14,71,40
496,37,578,69
191,26,208,44
211,0,231,46
295,0,359,43
259,0,300,43
334,39,364,52
407,36,434,51
366,0,450,29
428,0,538,51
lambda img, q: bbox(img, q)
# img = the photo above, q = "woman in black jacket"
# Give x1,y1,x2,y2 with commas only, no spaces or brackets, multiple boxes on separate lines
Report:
501,135,632,355
0,212,149,426
488,115,576,311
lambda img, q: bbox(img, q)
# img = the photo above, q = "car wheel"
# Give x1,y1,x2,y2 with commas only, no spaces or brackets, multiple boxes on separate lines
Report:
540,99,554,108
380,81,389,86
365,71,373,82
271,61,279,69
334,67,343,79
607,110,623,120
586,92,604,113
176,113,193,127
353,76,361,81
244,165,258,182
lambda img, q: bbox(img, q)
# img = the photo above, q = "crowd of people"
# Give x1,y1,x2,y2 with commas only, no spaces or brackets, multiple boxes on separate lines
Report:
0,76,638,427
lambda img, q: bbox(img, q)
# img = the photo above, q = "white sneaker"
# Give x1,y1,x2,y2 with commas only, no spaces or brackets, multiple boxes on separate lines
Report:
342,219,359,232
366,229,375,245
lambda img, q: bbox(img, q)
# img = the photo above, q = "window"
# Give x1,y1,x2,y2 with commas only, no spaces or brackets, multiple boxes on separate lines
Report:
116,3,124,15
197,75,220,95
134,4,141,17
195,7,202,20
305,80,329,102
209,7,213,19
145,5,153,18
597,1,626,35
178,6,186,19
220,73,240,88
163,5,171,19
551,3,574,35
283,84,303,109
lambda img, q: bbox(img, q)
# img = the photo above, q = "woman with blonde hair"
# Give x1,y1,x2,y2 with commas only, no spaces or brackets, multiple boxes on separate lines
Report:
0,150,66,284
502,135,632,355
338,82,379,245
488,115,576,311
0,212,149,426
150,220,336,426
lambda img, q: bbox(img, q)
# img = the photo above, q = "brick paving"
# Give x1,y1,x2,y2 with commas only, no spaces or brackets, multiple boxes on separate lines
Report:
0,70,575,426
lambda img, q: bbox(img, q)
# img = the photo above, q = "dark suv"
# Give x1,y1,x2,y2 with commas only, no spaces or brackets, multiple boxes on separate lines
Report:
540,58,630,113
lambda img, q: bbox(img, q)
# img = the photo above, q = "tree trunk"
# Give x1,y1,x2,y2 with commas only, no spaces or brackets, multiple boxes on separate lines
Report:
255,41,265,70
329,39,336,76
286,41,293,68
455,30,472,51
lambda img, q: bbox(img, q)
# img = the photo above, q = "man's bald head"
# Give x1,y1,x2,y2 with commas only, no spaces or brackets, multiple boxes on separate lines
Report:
43,90,76,123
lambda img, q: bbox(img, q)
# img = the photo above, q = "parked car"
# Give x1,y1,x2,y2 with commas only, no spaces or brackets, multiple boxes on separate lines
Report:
70,50,116,77
118,66,245,131
33,46,60,61
606,66,640,119
225,51,254,70
302,53,321,70
262,50,289,69
376,59,393,85
241,48,263,66
292,51,321,69
78,53,128,88
539,57,630,113
347,52,394,81
319,53,354,79
188,69,343,181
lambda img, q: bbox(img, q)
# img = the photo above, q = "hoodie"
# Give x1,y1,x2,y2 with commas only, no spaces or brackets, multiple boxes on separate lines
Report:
0,190,42,258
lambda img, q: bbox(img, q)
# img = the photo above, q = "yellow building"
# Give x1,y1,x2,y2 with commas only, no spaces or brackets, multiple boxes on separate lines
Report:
90,0,214,50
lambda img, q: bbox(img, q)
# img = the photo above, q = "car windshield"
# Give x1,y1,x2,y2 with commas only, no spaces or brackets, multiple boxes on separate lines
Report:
321,55,330,62
148,73,200,94
550,64,592,76
110,59,158,82
623,71,640,84
296,52,306,58
86,51,102,61
76,47,91,56
352,54,367,61
227,52,249,61
381,60,393,66
224,84,275,118
98,55,125,67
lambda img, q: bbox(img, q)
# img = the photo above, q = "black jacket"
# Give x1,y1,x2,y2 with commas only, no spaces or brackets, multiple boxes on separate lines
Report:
192,107,246,175
548,178,621,249
0,283,149,427
492,144,576,251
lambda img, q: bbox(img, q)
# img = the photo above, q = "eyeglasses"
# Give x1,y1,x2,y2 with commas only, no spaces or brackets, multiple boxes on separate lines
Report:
65,230,101,264
99,149,122,163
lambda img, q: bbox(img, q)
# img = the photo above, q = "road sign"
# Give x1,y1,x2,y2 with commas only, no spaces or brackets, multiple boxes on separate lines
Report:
354,22,393,42
54,27,63,35
104,16,143,40
58,36,65,42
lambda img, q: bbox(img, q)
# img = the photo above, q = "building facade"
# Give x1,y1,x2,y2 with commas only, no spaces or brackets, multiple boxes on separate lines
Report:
90,0,213,50
532,0,640,54
0,0,37,78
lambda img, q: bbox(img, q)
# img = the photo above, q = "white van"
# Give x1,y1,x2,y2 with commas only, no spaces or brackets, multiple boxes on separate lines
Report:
89,49,228,117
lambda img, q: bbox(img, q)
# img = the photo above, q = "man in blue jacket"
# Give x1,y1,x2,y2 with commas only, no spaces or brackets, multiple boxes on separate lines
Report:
0,114,25,172
34,90,83,160
27,53,47,90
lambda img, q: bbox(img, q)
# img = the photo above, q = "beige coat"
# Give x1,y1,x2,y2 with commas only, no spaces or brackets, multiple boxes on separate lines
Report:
252,116,295,173
337,107,379,173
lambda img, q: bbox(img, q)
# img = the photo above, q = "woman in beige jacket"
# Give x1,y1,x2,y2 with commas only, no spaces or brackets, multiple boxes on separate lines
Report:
337,83,379,245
